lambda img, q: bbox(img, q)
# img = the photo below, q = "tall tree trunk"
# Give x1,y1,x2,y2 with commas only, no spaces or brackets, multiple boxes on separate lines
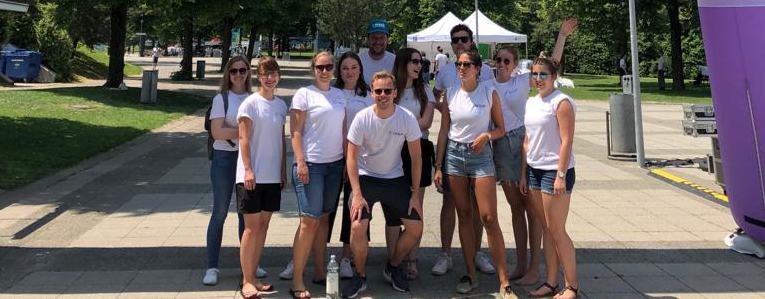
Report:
71,38,79,59
668,0,685,91
219,16,234,72
181,15,194,77
246,24,258,62
196,32,203,56
267,30,274,57
104,2,128,88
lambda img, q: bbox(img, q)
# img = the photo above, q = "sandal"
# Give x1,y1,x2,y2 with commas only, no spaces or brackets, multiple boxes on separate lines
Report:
406,259,419,281
289,289,311,299
240,288,261,299
555,285,580,299
255,283,276,294
529,282,558,298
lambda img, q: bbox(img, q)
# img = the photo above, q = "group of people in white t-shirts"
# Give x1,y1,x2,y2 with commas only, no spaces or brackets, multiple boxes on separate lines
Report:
203,17,582,299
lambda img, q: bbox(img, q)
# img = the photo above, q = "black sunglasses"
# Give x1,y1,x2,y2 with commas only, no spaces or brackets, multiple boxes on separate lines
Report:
455,61,477,69
229,68,249,75
451,36,470,44
372,88,394,95
410,58,421,65
314,64,334,72
494,57,512,65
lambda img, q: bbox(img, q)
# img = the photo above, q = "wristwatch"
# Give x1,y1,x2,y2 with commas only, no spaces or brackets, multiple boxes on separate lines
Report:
556,170,566,179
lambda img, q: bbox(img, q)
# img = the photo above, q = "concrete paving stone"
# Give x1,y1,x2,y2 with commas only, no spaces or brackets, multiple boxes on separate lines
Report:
17,271,83,286
69,237,122,248
57,284,125,299
130,270,193,285
655,263,719,277
118,237,169,248
176,282,239,299
623,276,693,293
606,263,666,277
79,228,133,239
163,236,206,247
583,291,647,299
641,292,707,299
675,275,749,293
169,228,206,237
0,204,48,220
569,231,616,242
691,231,730,242
127,228,175,238
0,285,68,299
116,283,183,299
704,262,765,276
75,271,138,285
729,275,765,292
579,263,618,278
647,231,704,242
700,292,765,299
579,277,636,293
608,232,656,243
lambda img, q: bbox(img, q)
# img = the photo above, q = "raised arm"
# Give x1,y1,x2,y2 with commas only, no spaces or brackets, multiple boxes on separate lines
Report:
551,18,578,64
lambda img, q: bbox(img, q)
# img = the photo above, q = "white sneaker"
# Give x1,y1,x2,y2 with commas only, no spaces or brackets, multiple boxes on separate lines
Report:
202,268,219,286
279,260,294,280
431,253,453,276
256,266,267,278
340,258,354,279
475,251,496,274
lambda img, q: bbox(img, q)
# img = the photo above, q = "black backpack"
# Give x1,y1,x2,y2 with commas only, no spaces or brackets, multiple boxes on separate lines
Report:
204,92,236,160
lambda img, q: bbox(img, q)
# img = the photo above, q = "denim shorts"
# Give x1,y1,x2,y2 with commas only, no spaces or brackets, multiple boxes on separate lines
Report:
292,159,343,218
492,126,525,182
527,166,576,194
444,139,495,178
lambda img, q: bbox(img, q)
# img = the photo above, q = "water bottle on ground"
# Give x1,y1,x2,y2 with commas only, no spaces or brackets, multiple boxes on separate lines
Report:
327,254,340,299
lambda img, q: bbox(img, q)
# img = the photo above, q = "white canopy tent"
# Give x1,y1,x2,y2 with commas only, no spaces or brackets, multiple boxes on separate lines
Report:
406,12,463,65
464,10,528,58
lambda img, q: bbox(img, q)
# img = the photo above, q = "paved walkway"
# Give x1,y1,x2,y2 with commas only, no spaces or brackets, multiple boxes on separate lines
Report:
1,57,763,299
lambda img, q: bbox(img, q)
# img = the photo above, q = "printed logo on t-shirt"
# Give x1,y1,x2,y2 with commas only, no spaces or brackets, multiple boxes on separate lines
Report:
389,131,404,136
474,104,487,108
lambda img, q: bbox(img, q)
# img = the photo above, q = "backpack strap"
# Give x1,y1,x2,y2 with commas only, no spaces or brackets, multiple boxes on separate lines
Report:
221,92,236,147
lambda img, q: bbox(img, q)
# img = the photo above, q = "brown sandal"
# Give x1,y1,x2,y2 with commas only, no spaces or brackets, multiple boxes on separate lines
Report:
529,282,558,298
556,285,580,299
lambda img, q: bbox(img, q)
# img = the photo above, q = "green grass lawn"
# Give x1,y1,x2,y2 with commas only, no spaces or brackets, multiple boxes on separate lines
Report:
71,46,144,81
0,87,208,189
560,74,711,104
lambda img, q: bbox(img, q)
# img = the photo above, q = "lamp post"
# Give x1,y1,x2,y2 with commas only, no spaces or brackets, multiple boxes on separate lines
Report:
628,0,646,166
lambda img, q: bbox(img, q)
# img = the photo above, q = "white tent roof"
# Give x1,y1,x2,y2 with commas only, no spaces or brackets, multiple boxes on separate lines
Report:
464,10,527,43
407,12,463,42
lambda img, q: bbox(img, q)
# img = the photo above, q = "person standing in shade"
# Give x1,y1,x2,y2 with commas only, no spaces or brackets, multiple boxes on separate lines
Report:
657,52,666,90
341,71,424,298
236,57,286,299
431,24,496,277
618,53,628,86
359,19,396,84
420,52,432,83
287,51,346,299
203,56,268,286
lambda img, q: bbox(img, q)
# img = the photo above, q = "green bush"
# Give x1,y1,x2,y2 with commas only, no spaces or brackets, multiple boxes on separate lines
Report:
34,3,74,82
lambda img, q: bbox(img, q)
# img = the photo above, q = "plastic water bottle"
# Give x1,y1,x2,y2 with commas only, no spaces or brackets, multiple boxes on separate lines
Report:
327,254,340,299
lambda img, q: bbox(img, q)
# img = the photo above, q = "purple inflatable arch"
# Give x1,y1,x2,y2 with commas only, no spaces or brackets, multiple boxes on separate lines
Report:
698,0,765,242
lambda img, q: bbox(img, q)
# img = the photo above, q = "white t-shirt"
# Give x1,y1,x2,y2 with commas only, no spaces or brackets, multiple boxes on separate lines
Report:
343,89,374,129
435,63,495,92
495,72,531,132
209,91,250,151
235,93,288,184
359,51,396,85
524,90,576,170
290,85,347,163
397,86,435,138
447,80,495,143
347,106,421,179
657,56,666,71
435,53,447,72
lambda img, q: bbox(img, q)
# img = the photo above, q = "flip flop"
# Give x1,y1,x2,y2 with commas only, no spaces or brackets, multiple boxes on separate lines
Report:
240,289,261,299
289,289,311,299
255,284,276,295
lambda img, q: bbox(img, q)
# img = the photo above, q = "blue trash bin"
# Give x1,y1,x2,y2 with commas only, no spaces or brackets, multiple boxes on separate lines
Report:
3,50,42,80
0,51,11,76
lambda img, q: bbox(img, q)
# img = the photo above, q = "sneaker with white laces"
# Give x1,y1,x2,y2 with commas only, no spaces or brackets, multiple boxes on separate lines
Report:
475,251,496,274
202,268,220,286
340,258,354,279
279,260,294,280
256,266,267,278
430,253,453,276
456,275,478,294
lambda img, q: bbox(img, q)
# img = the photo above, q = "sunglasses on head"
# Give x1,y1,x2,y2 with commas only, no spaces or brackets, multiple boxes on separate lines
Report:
314,64,334,72
229,68,249,75
372,88,394,95
494,57,512,65
455,61,476,69
531,72,550,80
451,36,470,44
410,58,421,65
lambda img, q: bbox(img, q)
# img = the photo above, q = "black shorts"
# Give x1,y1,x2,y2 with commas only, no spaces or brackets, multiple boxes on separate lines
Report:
359,176,421,222
236,183,281,214
402,138,434,187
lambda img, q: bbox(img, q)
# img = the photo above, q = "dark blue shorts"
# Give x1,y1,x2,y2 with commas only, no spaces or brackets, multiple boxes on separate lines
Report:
527,167,576,194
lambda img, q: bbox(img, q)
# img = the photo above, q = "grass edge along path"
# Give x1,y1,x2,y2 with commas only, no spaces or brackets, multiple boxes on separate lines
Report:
543,73,711,104
72,46,144,81
0,87,208,190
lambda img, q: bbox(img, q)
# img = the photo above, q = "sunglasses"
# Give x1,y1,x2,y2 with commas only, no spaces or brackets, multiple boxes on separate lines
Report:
455,61,477,69
494,57,512,65
451,36,470,44
314,64,334,72
410,58,421,65
229,68,249,75
372,88,394,95
531,72,550,80
259,71,279,79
